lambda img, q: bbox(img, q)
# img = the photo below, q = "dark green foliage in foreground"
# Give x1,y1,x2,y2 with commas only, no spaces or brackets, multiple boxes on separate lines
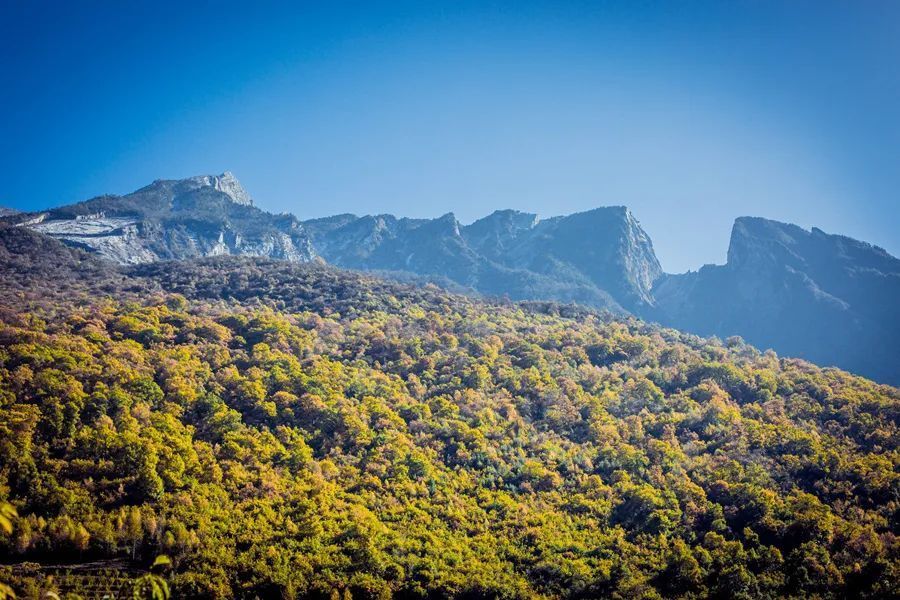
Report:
0,256,898,598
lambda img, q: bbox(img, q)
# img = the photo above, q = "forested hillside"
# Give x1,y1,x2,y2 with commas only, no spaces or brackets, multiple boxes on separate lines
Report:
0,238,898,598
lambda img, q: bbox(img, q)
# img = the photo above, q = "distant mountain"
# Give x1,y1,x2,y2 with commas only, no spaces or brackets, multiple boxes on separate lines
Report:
4,172,898,383
4,173,661,312
463,207,662,308
651,217,900,383
1,172,315,264
0,207,19,217
304,206,661,313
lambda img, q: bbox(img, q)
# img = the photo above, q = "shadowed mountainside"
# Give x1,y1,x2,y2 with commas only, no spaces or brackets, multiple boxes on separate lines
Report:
651,217,900,383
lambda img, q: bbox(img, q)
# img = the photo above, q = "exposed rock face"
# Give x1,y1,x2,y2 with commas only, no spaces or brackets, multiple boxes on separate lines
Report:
651,217,900,383
465,207,663,309
463,209,541,261
303,206,663,313
199,171,254,206
4,173,314,264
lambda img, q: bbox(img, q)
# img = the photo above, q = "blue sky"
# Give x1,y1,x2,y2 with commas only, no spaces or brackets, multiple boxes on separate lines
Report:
1,1,898,272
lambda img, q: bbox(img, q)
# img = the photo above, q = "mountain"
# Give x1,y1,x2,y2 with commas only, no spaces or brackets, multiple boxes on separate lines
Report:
1,172,315,264
303,206,661,313
4,172,898,383
462,207,662,308
5,175,657,313
652,217,900,383
0,230,897,598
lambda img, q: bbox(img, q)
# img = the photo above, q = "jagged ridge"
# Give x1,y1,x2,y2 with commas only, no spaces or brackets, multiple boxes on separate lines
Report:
651,217,900,383
2,173,314,264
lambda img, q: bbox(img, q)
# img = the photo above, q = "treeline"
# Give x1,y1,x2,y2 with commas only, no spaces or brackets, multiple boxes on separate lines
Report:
0,255,898,598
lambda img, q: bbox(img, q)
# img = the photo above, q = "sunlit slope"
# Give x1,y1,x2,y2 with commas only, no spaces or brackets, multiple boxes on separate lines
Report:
0,239,897,598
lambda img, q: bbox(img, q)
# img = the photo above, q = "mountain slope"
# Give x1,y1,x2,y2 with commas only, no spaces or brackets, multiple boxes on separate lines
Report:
0,234,897,598
0,223,133,305
651,217,900,383
3,172,315,264
463,207,663,308
304,206,661,313
5,175,653,314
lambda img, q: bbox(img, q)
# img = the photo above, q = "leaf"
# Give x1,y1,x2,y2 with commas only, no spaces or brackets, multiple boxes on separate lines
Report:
133,574,170,600
0,503,17,536
151,555,172,569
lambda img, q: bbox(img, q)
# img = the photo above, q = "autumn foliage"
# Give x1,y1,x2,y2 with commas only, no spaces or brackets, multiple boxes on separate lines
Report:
0,256,897,598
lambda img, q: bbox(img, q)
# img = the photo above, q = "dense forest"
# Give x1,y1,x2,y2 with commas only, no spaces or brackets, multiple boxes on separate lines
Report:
0,230,898,598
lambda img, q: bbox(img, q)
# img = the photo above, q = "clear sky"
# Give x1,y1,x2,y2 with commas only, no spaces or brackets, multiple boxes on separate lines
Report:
2,1,898,272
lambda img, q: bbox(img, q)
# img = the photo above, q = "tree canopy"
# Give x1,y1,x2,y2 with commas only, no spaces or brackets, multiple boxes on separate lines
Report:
0,256,897,598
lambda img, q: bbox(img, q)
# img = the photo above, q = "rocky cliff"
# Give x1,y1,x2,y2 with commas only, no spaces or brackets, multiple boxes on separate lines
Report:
651,217,900,383
303,206,662,313
2,172,315,264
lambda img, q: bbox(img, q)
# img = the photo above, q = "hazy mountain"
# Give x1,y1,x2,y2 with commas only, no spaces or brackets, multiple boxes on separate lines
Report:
461,207,663,308
304,206,661,313
652,217,900,383
1,172,316,264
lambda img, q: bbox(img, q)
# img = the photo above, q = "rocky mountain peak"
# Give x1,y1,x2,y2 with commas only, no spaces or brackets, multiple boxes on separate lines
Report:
484,209,540,227
427,212,462,237
12,172,314,264
726,217,808,268
653,215,900,383
723,216,899,275
529,206,662,308
466,209,539,236
176,171,254,206
461,210,539,259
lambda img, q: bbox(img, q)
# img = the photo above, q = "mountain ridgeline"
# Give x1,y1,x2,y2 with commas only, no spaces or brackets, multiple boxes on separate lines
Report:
5,172,314,264
3,172,898,383
303,206,660,313
651,218,900,386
